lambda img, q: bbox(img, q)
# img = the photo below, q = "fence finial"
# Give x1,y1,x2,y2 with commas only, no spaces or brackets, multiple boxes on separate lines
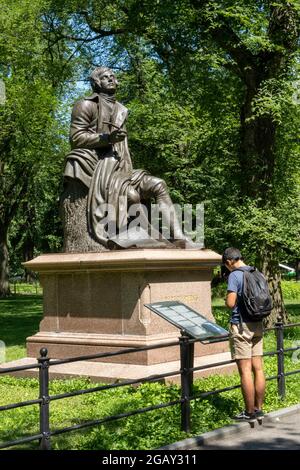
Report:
40,348,48,358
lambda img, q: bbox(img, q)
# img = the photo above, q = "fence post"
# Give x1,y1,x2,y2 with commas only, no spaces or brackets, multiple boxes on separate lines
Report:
275,322,286,400
38,348,51,450
179,332,191,432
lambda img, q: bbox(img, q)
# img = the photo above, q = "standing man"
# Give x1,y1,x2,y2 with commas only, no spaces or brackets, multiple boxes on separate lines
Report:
222,247,265,423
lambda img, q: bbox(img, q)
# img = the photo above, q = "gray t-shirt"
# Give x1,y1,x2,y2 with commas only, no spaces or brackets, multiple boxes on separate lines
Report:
227,266,253,324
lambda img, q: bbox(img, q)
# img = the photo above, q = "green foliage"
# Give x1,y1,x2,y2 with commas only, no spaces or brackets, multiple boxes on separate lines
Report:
96,0,300,271
0,0,299,307
214,294,300,326
212,280,300,304
0,0,83,289
219,197,300,263
9,283,42,295
117,58,235,208
281,281,300,301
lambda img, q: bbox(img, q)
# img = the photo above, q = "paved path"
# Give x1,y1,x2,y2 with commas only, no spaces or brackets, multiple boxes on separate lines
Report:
161,404,300,450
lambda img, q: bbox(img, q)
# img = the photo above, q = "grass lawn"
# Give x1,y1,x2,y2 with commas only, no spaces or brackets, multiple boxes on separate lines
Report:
0,290,299,450
0,295,43,362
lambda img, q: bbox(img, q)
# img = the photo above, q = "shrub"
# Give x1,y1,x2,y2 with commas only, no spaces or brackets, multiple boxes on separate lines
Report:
212,280,300,302
281,281,300,301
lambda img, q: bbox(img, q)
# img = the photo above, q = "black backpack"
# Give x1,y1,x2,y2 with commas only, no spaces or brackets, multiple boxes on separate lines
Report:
234,267,273,320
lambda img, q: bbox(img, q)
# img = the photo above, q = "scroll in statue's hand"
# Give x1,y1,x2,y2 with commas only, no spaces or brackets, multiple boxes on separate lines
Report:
109,128,127,144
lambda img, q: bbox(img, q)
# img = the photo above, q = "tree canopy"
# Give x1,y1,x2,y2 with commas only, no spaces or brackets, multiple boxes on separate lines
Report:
0,0,299,324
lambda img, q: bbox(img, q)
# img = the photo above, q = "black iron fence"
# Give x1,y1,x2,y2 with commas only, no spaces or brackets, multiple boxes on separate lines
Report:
0,322,299,450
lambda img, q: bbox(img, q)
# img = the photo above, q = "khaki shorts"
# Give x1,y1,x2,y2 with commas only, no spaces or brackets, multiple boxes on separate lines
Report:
229,322,263,360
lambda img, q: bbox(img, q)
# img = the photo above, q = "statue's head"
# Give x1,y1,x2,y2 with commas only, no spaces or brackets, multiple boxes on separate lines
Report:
90,67,119,94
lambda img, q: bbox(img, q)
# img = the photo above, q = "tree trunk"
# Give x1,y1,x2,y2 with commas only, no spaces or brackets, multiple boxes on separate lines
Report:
23,236,35,283
296,259,300,282
239,72,286,327
257,246,288,327
239,70,276,198
0,225,10,297
60,180,107,252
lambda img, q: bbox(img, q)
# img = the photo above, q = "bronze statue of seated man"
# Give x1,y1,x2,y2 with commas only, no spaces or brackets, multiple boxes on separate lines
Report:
61,66,198,251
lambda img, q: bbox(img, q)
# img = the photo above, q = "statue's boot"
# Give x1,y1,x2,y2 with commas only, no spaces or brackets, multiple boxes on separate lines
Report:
154,183,201,249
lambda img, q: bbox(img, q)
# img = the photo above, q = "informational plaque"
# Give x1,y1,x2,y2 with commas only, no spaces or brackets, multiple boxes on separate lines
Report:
145,301,228,343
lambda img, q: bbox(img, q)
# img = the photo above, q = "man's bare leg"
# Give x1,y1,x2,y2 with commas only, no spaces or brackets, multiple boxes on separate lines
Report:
252,356,265,411
236,358,255,413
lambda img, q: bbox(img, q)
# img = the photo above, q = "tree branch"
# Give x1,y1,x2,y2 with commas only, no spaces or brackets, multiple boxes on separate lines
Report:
78,10,127,37
268,1,300,51
189,0,255,77
57,29,126,43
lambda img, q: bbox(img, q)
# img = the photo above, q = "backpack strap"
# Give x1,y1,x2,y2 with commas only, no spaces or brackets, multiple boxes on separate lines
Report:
230,267,256,323
232,266,256,273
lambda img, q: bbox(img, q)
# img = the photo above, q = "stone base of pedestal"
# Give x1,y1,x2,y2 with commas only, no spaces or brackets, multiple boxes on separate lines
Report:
24,249,228,367
26,331,228,365
0,353,237,384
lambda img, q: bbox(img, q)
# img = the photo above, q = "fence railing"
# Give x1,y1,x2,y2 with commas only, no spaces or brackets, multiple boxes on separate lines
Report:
0,321,299,450
9,282,42,296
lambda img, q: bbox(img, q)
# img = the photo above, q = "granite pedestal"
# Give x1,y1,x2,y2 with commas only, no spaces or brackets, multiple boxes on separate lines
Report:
21,249,232,381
